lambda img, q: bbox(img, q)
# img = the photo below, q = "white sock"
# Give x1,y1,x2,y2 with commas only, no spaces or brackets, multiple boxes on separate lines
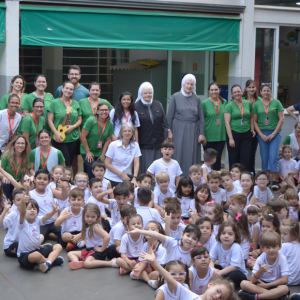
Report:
77,241,84,248
46,260,52,265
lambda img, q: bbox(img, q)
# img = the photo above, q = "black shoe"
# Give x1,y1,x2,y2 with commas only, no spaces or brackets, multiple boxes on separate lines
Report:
290,294,300,300
238,290,256,300
271,181,279,190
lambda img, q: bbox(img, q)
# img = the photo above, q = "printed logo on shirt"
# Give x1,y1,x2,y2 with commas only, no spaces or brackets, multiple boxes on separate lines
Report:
198,286,203,293
178,257,182,261
32,229,38,237
72,221,77,227
223,255,227,263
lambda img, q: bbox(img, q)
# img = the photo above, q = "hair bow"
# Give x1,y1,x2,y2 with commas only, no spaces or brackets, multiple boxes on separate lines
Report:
190,243,202,252
206,201,214,205
235,212,242,221
246,204,258,210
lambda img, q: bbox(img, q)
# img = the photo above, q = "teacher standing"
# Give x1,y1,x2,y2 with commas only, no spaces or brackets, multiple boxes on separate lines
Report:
167,74,205,176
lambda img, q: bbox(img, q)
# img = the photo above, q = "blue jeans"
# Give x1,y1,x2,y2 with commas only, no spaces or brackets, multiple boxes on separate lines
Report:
81,154,99,179
257,130,282,172
3,182,15,201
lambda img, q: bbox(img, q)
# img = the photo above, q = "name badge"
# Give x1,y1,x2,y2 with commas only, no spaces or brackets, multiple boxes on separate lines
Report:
18,111,22,115
265,118,269,125
216,118,220,126
35,138,39,146
97,141,102,149
8,132,13,141
241,118,244,126
66,120,71,126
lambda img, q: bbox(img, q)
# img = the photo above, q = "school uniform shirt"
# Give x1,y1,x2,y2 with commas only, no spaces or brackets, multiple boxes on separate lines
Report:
240,236,250,260
249,221,261,238
202,234,216,252
237,191,252,212
102,178,110,193
289,206,299,221
210,187,226,205
0,109,22,151
278,158,297,178
104,140,141,183
147,158,182,191
109,109,140,138
156,283,199,300
136,206,162,229
79,117,114,157
108,220,126,247
162,222,186,239
213,224,220,237
47,181,56,190
119,233,144,258
225,186,243,204
233,180,242,189
138,242,166,264
201,164,211,174
3,210,20,250
163,236,192,266
70,186,91,204
253,186,274,205
189,265,214,295
61,207,83,234
55,197,70,214
193,178,204,191
154,187,174,207
279,241,300,285
179,196,194,218
86,196,107,216
210,242,248,277
253,252,289,282
17,216,44,257
85,224,104,248
108,199,121,228
133,187,140,208
29,189,56,225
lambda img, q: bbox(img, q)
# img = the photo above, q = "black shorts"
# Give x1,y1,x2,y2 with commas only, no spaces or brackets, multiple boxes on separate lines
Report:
89,248,107,261
40,222,61,239
4,242,18,257
106,245,121,260
58,231,81,248
18,245,53,269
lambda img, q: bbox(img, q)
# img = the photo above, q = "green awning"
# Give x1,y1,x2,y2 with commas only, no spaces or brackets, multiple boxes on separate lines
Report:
20,5,240,51
0,3,6,43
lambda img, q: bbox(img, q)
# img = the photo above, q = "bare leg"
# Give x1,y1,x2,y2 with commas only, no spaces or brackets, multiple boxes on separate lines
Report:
84,256,116,269
285,177,296,189
62,232,74,243
116,258,133,274
40,234,44,244
132,261,147,278
28,251,47,264
140,270,150,283
67,250,82,262
47,244,62,263
48,233,58,241
149,271,159,280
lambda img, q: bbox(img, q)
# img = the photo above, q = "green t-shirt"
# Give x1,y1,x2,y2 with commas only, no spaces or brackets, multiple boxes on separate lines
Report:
224,100,252,133
0,93,27,113
22,92,54,131
17,114,45,149
29,148,65,169
241,96,262,107
252,99,284,131
1,153,31,181
80,117,114,157
49,98,82,143
79,97,113,129
201,98,227,142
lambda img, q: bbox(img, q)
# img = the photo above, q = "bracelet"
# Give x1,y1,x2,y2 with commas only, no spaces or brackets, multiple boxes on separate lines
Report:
254,273,259,279
271,132,275,135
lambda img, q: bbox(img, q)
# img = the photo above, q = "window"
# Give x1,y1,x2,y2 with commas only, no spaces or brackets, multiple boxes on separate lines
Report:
255,0,300,7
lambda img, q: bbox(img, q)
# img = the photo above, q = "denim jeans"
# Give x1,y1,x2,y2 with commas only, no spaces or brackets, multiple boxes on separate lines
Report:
81,154,100,179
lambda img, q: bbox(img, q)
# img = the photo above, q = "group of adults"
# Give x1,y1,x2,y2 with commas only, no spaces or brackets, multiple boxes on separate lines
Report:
0,65,290,200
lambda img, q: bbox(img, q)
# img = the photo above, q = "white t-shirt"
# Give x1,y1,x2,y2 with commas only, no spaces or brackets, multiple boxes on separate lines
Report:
138,242,166,264
55,197,70,214
240,236,250,260
253,252,289,282
279,241,300,285
85,224,104,248
108,199,121,228
202,234,216,252
29,189,56,225
61,207,83,234
148,158,182,192
154,187,174,207
3,210,20,250
86,196,107,216
133,187,140,208
47,181,56,190
156,283,200,300
193,178,204,191
233,180,242,189
17,216,44,257
189,199,205,218
289,206,299,221
253,186,274,205
213,224,220,237
249,221,260,238
201,164,211,174
136,206,162,229
210,242,248,277
109,109,140,138
225,186,243,203
294,160,300,172
179,196,193,218
102,178,110,193
104,140,141,182
162,222,186,239
210,188,226,205
163,236,192,266
108,220,126,247
119,233,144,258
279,158,297,178
189,265,214,295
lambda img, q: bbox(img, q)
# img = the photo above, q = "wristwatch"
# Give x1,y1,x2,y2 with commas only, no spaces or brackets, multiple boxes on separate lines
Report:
271,132,275,135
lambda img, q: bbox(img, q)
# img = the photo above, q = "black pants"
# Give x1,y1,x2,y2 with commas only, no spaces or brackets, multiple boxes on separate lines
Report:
215,264,247,288
226,130,253,172
250,136,258,175
51,139,80,167
204,141,225,171
4,242,18,257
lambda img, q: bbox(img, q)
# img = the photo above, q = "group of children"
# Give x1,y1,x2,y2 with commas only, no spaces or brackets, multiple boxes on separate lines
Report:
1,139,300,300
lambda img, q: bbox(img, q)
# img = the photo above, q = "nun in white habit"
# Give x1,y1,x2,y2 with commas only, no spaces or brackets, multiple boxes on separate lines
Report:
135,82,168,174
167,74,205,176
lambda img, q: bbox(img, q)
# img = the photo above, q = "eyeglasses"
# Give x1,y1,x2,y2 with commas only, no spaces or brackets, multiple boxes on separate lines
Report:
34,106,44,109
75,180,88,183
15,142,25,146
169,272,186,276
194,255,210,260
69,73,80,77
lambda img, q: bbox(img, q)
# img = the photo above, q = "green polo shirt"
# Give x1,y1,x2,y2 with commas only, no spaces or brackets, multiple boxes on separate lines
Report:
0,93,27,113
29,148,65,169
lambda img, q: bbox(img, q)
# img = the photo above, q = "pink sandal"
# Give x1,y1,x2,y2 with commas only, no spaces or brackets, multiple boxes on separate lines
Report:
69,261,84,270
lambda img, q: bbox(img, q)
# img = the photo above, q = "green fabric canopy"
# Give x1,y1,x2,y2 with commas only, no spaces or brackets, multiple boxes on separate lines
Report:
0,3,6,43
20,5,240,51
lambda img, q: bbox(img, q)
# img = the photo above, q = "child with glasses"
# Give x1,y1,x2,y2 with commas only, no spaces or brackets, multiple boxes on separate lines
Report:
71,172,91,205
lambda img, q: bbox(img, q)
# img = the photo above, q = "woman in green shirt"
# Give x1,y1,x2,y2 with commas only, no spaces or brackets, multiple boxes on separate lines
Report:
48,81,82,168
202,82,227,170
79,81,113,129
253,84,284,190
1,135,32,200
224,84,255,171
80,102,114,179
17,98,45,151
22,74,54,131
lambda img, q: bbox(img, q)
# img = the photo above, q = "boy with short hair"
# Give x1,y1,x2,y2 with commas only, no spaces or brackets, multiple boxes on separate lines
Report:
221,171,242,210
72,172,91,203
189,164,204,191
202,148,218,183
133,173,153,208
229,194,247,212
136,187,162,229
279,185,294,200
230,163,245,189
266,199,288,222
251,171,274,207
207,171,226,207
92,161,113,198
239,231,289,300
147,140,182,192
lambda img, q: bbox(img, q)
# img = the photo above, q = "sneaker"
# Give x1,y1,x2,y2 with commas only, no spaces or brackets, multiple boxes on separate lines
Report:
39,243,52,249
37,262,51,273
130,271,140,280
66,242,77,252
111,258,118,268
238,290,255,300
52,256,64,266
148,280,158,289
69,261,84,270
290,294,300,300
272,181,279,190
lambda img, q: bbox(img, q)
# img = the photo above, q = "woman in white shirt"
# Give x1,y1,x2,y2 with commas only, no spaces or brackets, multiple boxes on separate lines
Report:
104,122,141,188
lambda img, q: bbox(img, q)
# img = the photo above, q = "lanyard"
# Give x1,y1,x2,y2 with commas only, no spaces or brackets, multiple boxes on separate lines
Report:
61,97,72,115
7,109,15,134
98,121,107,140
31,113,39,138
262,98,272,117
34,91,45,99
247,97,255,107
41,147,51,169
234,100,244,118
123,111,130,122
88,97,97,115
209,97,220,115
11,92,22,108
16,157,21,176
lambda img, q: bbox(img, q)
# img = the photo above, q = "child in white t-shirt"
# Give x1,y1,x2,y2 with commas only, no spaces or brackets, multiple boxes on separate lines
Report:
91,161,113,198
73,172,91,204
279,145,298,188
284,188,300,221
195,217,216,253
228,194,247,212
48,165,64,190
207,171,226,207
266,198,288,223
239,231,289,300
189,165,204,191
204,202,224,237
202,148,217,183
133,173,153,208
246,205,260,253
230,163,245,189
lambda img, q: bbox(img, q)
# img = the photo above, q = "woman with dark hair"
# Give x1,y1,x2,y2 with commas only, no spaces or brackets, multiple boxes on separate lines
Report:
79,81,113,129
17,98,45,151
110,91,140,140
80,102,114,179
48,81,82,169
201,82,227,170
224,84,254,171
0,75,26,114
